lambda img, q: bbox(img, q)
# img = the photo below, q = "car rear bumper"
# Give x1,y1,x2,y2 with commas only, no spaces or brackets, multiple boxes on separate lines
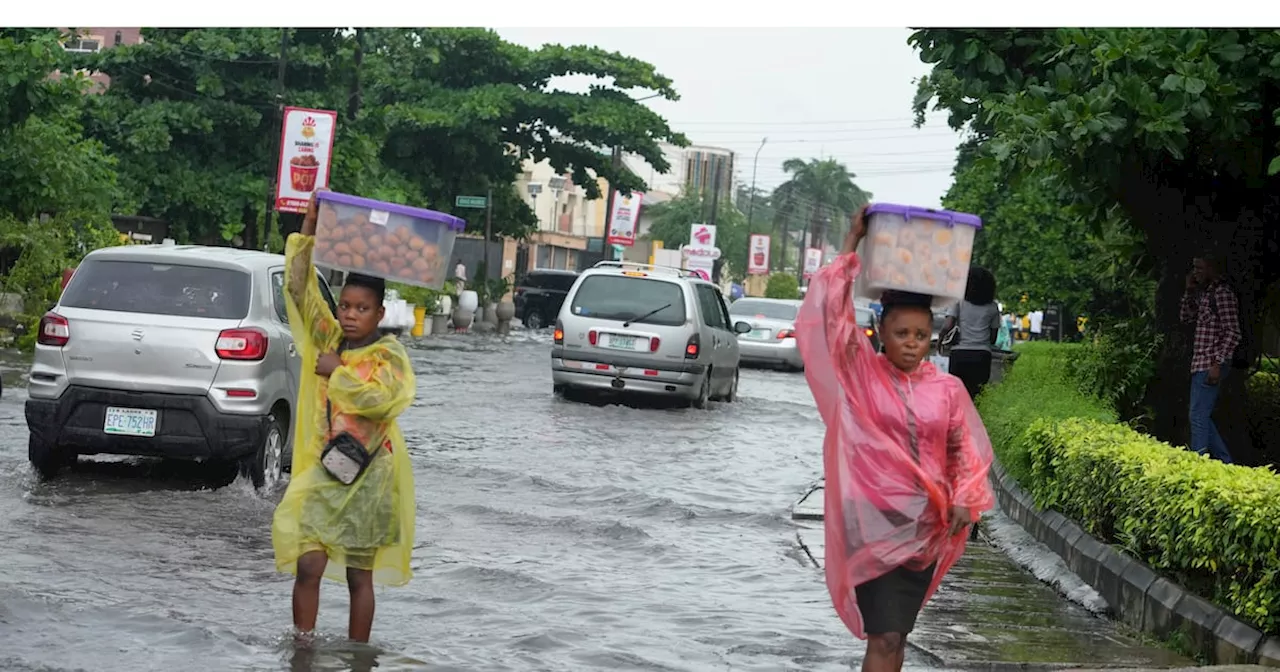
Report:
550,347,704,397
25,386,267,461
737,337,803,368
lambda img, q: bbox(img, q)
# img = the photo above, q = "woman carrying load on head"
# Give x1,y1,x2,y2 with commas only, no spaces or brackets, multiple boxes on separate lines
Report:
796,205,995,672
272,190,418,643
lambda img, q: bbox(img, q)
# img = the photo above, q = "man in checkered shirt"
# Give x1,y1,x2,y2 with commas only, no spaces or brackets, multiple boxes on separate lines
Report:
1179,254,1241,464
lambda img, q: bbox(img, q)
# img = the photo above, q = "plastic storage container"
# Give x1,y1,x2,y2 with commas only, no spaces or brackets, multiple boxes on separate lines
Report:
314,191,466,290
855,203,982,307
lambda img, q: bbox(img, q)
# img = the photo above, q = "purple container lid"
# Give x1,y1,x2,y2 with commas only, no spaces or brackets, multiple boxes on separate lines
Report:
865,202,982,229
317,191,467,232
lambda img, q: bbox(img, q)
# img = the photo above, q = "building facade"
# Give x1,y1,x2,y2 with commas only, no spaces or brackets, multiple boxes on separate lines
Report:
61,28,144,90
512,158,606,274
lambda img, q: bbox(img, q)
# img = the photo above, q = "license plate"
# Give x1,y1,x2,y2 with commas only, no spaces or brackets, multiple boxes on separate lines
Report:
605,334,640,350
104,407,158,437
746,329,772,340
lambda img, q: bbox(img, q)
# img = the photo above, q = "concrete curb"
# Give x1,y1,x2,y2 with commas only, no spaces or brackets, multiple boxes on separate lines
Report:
988,462,1280,667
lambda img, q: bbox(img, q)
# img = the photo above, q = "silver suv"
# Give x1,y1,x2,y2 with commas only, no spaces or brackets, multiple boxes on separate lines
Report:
551,261,752,407
25,243,337,487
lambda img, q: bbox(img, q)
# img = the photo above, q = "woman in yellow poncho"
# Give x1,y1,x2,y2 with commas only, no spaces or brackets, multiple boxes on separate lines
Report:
272,191,417,643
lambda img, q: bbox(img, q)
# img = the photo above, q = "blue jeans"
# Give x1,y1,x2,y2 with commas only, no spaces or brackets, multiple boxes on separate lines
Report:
1189,369,1233,464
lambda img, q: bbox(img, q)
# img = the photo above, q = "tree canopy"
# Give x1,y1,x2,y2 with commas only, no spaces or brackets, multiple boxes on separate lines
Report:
771,157,871,271
910,28,1280,445
69,28,687,246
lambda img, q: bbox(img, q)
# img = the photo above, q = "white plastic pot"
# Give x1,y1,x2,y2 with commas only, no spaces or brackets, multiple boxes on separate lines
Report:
458,290,479,314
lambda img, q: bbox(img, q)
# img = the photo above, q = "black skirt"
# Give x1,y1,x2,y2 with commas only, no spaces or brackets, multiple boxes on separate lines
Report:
855,563,937,634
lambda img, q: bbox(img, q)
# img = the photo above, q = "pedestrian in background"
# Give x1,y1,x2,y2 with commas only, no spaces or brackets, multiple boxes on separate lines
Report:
941,267,1002,400
1180,253,1241,464
453,258,467,293
796,205,995,672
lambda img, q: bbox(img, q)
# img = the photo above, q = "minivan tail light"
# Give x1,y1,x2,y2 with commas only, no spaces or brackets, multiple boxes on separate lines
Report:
685,333,700,359
553,321,564,344
38,312,70,347
588,330,598,346
216,328,268,361
649,337,661,353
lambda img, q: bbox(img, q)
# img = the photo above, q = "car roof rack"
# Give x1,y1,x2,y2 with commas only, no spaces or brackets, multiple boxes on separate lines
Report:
591,260,701,279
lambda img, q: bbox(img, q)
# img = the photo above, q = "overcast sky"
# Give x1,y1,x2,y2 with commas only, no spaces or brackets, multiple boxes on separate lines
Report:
498,28,965,210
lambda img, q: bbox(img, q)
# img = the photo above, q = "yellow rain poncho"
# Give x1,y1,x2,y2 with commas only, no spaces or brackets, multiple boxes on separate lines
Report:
272,233,417,586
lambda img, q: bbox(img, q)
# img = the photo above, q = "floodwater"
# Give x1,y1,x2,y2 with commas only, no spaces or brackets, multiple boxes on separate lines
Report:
0,332,922,671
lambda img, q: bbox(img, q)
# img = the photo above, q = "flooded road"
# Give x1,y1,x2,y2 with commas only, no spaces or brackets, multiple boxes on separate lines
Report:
0,332,895,672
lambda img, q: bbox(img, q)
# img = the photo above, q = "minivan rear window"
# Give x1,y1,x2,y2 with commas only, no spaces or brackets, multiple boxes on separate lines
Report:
569,275,686,326
730,300,798,321
61,259,252,319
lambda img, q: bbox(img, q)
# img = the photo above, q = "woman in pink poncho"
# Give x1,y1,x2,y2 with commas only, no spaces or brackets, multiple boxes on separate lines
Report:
797,206,995,672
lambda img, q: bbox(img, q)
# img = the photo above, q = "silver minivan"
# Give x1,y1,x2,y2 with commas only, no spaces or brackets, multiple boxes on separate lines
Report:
550,261,752,407
25,243,337,487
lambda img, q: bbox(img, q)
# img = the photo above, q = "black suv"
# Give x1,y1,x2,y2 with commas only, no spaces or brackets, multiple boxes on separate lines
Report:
514,269,579,330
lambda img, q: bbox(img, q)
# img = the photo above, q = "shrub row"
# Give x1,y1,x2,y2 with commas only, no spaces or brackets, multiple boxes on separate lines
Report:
975,342,1115,485
977,343,1280,634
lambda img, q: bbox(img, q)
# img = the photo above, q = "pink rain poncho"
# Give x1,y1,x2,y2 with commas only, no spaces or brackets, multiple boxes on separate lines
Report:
797,252,995,640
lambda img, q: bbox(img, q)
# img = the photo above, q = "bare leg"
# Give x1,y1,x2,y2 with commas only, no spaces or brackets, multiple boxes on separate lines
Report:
347,567,375,642
862,632,906,672
292,550,328,633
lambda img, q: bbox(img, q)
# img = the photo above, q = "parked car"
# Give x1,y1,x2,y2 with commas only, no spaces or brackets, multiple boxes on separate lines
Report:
551,261,751,407
514,269,578,330
25,243,338,487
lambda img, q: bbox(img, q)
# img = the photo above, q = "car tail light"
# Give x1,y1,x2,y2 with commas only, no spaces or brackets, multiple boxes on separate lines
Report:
223,388,257,398
776,329,797,340
685,333,700,359
215,327,268,361
553,322,564,344
588,330,598,346
38,312,70,347
649,337,661,353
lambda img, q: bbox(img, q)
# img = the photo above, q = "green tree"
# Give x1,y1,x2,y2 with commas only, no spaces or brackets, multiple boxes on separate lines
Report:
943,157,1100,317
910,28,1280,451
76,28,686,246
765,273,801,300
0,29,119,221
771,157,871,273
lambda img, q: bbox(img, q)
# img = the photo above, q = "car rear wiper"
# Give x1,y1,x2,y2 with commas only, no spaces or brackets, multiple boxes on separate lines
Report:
623,303,672,328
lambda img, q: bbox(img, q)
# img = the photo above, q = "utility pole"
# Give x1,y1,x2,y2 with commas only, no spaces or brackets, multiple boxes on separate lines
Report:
745,137,767,277
601,146,623,261
708,160,723,283
260,28,289,250
483,185,494,283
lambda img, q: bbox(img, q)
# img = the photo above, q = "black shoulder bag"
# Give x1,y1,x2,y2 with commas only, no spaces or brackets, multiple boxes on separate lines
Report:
319,346,376,485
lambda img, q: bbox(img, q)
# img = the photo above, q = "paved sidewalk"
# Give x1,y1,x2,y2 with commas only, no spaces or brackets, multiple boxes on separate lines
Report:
793,482,1192,669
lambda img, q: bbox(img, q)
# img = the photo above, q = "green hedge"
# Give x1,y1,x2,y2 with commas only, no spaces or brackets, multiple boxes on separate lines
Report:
979,343,1280,634
1027,418,1280,632
975,343,1115,485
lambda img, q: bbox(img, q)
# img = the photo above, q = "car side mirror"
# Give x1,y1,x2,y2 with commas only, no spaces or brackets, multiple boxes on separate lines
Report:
733,321,753,334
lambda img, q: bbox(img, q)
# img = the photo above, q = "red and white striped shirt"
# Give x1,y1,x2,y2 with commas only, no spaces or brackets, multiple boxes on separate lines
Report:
1180,282,1241,373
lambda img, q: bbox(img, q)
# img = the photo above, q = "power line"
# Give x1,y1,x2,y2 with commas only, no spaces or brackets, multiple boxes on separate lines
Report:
674,124,954,136
667,113,951,127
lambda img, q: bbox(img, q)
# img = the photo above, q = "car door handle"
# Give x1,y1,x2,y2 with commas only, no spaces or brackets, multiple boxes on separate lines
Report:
287,342,297,357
